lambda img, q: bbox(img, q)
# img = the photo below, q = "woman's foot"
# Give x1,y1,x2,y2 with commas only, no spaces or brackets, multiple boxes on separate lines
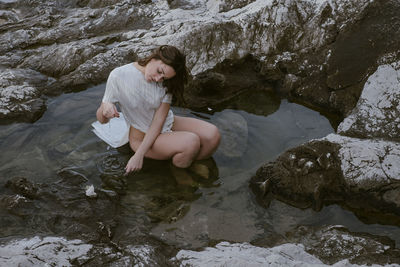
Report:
188,162,210,179
169,164,198,187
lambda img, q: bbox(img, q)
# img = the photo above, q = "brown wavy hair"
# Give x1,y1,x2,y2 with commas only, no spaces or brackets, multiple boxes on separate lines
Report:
138,45,189,105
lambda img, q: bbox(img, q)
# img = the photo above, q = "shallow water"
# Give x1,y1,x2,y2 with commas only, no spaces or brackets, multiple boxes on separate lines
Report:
1,84,400,249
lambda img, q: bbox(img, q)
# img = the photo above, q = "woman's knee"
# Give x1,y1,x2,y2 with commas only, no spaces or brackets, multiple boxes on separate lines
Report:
204,124,221,150
183,132,201,155
172,133,200,168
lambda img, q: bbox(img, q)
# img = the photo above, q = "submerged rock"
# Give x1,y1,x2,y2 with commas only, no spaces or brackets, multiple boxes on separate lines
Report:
0,169,120,242
211,109,248,158
0,168,178,266
250,140,345,211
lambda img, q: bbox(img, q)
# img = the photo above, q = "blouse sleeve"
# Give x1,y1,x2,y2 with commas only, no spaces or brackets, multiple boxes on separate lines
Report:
161,93,173,104
102,71,118,104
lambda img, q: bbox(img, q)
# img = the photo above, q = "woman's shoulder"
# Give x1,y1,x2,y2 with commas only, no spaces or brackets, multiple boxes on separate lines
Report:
111,63,138,76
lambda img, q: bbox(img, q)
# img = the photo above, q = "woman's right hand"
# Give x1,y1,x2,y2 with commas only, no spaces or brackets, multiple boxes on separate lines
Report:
102,102,120,119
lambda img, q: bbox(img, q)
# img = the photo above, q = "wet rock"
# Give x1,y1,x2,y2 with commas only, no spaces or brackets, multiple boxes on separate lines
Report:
251,134,400,224
147,200,190,223
5,177,39,199
250,140,345,211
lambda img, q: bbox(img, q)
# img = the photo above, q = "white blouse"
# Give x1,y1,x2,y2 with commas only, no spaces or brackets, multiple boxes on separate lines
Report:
102,63,174,133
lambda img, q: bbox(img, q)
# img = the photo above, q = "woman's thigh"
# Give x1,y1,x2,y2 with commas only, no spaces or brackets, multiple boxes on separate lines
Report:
172,116,216,139
129,129,199,160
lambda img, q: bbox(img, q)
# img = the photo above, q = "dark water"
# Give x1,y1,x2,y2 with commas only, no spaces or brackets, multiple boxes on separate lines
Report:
1,84,399,248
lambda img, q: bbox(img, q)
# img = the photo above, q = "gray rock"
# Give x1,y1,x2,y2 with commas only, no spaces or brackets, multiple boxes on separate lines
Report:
286,225,400,265
0,236,93,267
250,133,400,223
172,227,400,267
338,61,400,141
173,242,326,267
325,134,400,190
2,0,387,122
0,68,51,122
251,50,400,224
0,235,175,267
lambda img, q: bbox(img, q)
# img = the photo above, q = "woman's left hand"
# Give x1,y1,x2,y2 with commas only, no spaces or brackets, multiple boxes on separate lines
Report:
125,153,144,175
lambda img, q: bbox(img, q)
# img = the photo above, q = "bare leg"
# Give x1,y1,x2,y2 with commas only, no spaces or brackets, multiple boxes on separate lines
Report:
129,128,201,168
172,116,221,160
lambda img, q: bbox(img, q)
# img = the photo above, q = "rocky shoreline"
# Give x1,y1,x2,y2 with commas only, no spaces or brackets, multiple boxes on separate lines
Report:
2,0,399,123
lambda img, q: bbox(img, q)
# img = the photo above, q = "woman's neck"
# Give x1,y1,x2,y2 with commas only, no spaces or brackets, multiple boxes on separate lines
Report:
133,62,145,75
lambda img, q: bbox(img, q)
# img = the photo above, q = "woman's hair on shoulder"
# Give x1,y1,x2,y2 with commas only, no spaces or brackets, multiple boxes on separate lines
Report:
138,45,189,105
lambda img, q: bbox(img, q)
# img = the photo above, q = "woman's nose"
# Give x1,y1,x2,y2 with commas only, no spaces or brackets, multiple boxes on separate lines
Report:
156,74,164,82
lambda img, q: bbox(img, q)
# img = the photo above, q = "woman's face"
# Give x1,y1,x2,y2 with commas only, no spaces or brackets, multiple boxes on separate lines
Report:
145,59,176,83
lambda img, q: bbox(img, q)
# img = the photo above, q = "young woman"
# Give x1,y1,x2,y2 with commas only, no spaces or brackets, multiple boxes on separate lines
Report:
96,45,221,175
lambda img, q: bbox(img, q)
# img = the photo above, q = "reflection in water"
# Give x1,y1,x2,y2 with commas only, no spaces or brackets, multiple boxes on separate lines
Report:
1,84,399,248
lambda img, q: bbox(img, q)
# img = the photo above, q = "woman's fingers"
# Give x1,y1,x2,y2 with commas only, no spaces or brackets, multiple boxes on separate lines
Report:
102,102,119,118
124,154,144,175
124,166,138,175
112,105,120,118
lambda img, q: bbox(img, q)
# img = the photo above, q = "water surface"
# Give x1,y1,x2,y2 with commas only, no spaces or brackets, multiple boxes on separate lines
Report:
1,84,399,249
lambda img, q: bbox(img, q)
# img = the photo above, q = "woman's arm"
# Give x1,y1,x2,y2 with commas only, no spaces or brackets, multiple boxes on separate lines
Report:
125,102,170,174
